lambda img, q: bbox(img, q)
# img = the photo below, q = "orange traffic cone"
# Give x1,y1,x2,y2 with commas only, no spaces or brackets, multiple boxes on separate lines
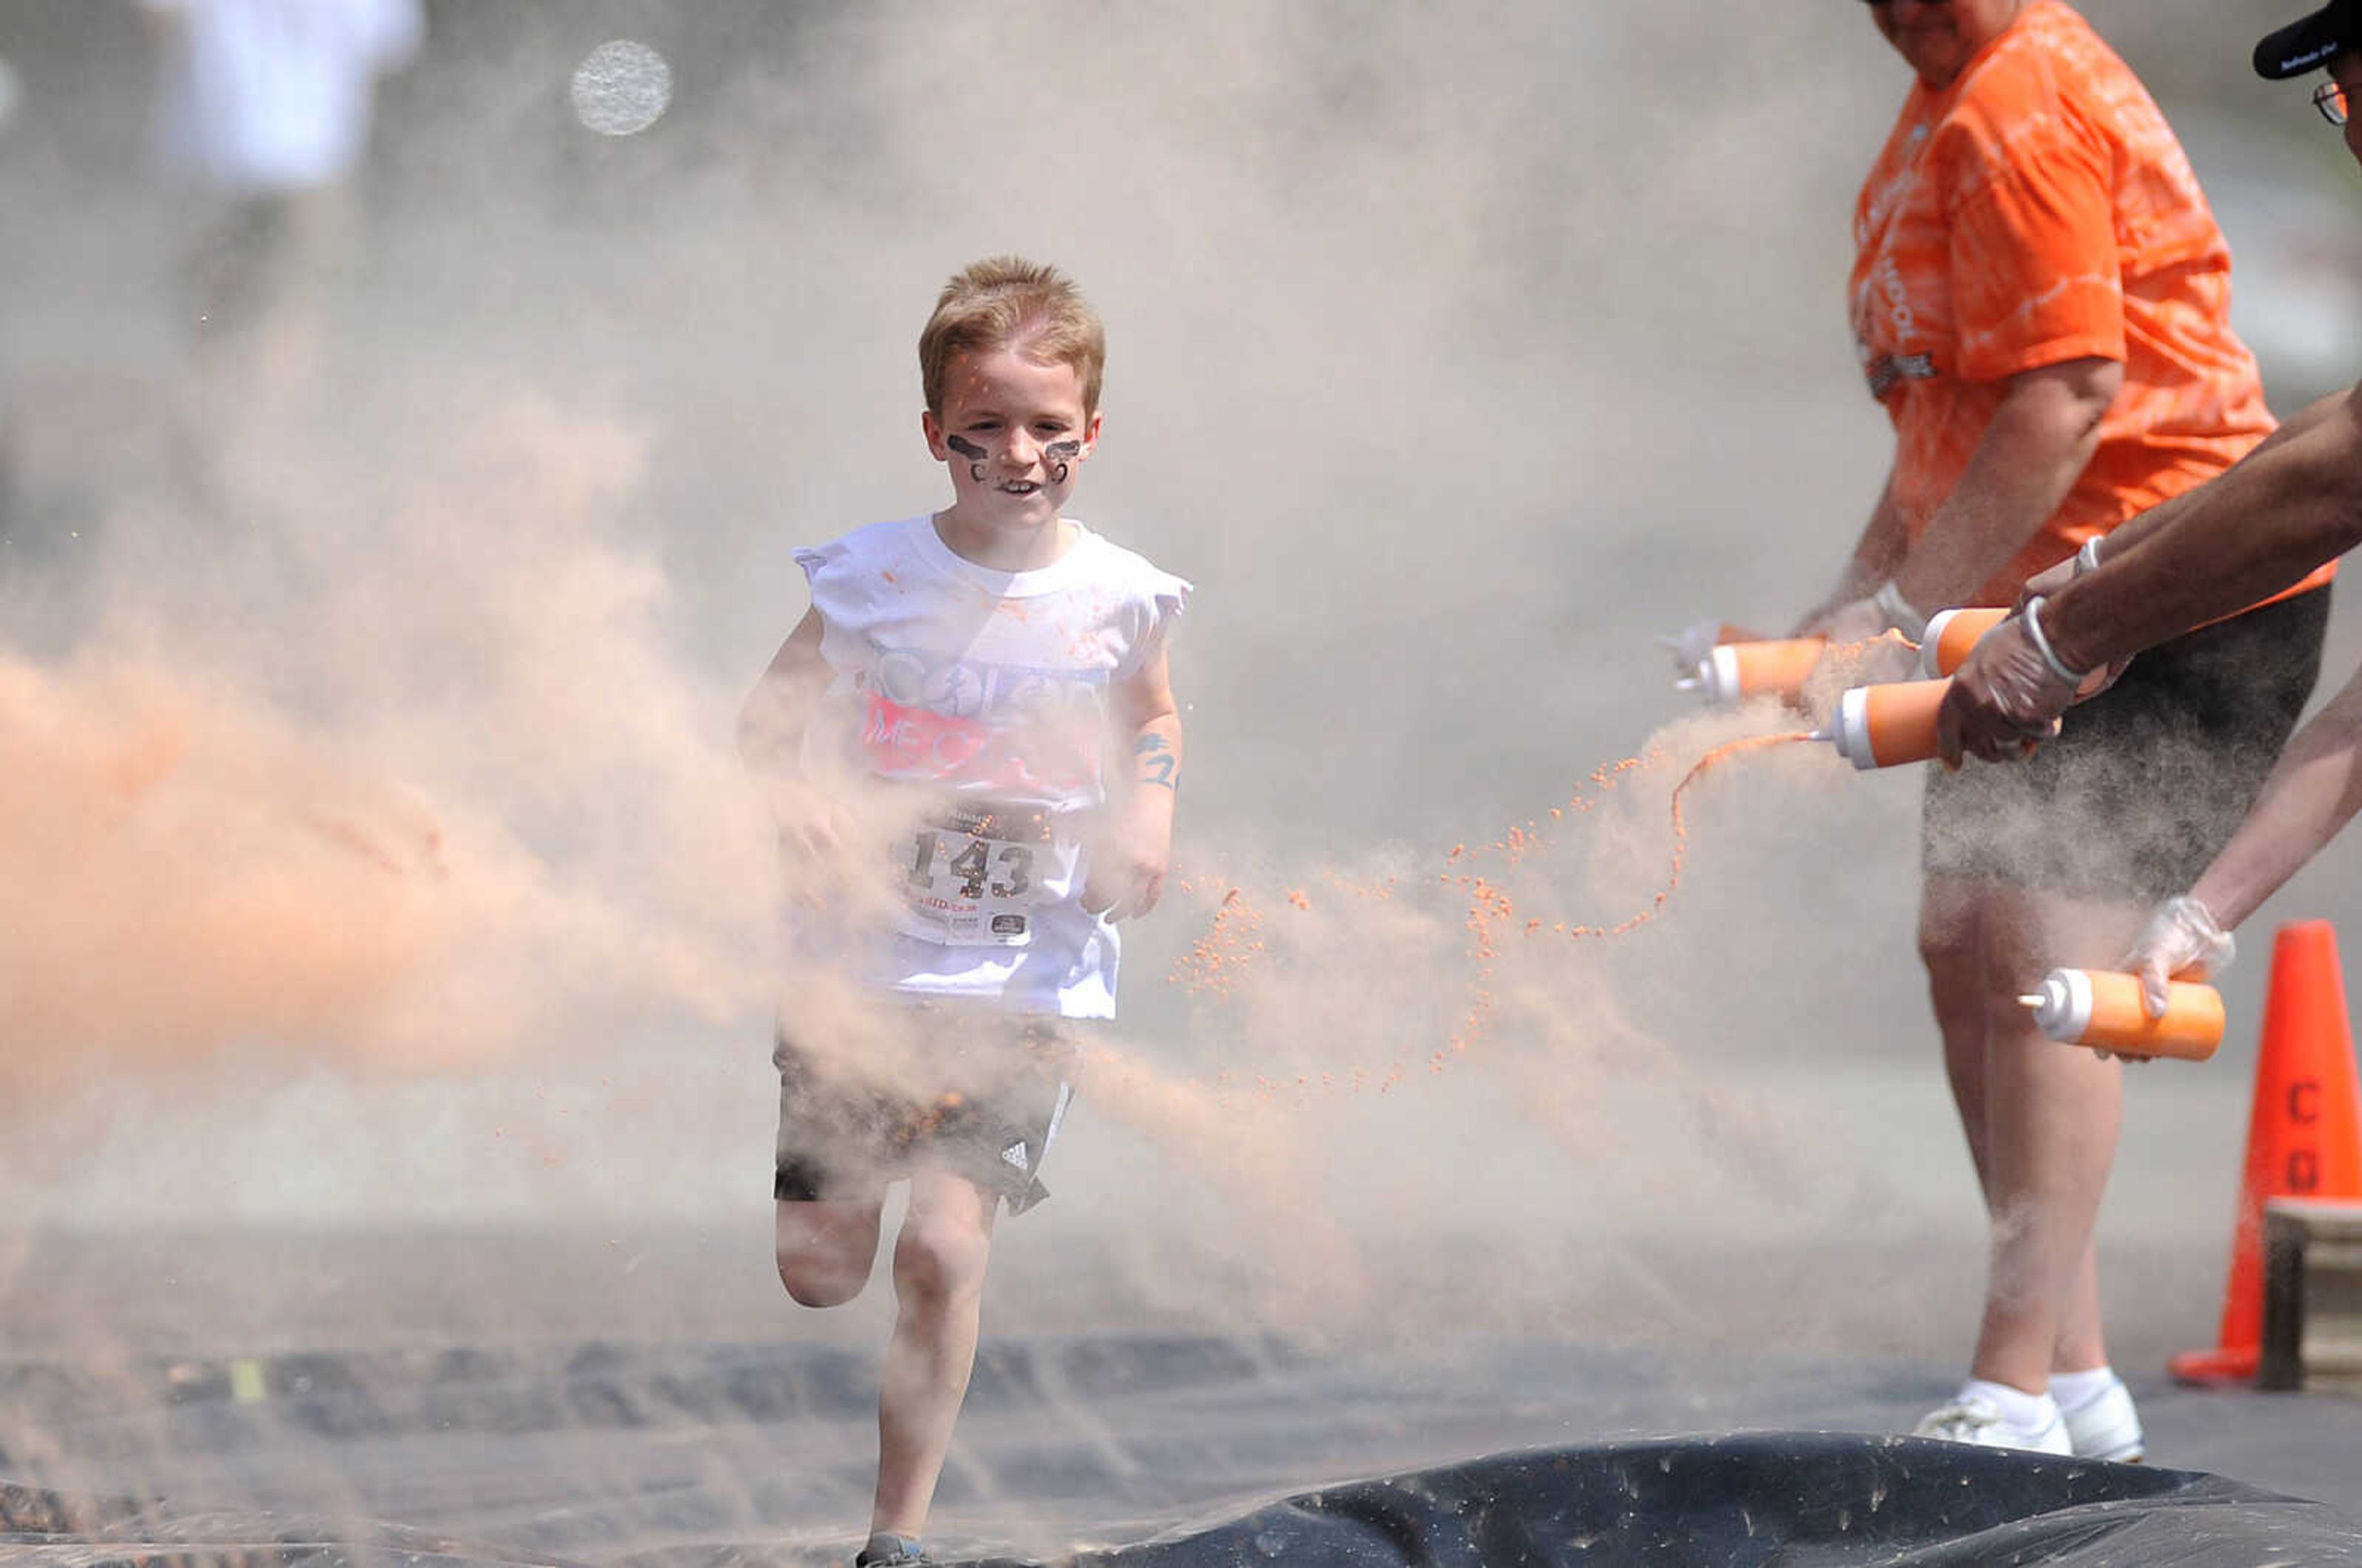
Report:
2169,920,2362,1385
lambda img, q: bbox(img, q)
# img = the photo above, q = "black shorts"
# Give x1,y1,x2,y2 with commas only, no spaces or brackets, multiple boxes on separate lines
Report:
773,1006,1084,1216
1922,586,2328,903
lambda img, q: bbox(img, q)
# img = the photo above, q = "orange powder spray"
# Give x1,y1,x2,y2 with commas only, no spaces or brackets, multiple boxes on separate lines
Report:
1171,725,1825,1083
1554,731,1815,939
1433,730,1816,1061
1169,885,1266,998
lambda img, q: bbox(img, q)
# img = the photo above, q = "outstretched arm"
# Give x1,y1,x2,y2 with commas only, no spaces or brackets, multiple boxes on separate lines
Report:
2120,664,2362,1013
2187,665,2362,934
1940,383,2362,762
2046,383,2362,674
1795,468,1909,636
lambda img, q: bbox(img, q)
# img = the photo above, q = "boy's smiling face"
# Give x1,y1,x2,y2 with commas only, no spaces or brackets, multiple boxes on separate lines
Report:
923,344,1101,531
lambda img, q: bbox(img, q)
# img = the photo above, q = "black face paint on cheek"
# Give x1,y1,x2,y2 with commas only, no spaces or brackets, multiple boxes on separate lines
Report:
1044,440,1081,485
945,434,989,482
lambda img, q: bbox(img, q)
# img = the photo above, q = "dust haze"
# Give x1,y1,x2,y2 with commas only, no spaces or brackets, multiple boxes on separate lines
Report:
3,0,2358,1379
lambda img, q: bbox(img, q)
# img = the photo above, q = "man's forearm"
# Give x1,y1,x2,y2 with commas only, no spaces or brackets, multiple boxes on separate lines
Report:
1835,476,1911,604
2046,384,2362,672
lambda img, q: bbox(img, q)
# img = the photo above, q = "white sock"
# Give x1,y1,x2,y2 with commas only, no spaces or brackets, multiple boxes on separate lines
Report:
2048,1366,2120,1411
1959,1377,2058,1432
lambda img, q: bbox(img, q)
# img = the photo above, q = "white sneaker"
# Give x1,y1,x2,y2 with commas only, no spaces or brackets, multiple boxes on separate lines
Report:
2057,1377,2145,1462
1912,1395,2074,1455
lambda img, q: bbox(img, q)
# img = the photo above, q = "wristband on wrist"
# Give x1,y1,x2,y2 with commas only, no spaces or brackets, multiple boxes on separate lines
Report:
2074,537,2104,576
1871,580,1929,642
2021,596,2091,685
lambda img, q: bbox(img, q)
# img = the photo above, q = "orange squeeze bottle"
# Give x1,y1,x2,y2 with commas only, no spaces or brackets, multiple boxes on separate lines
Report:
1917,607,2013,679
2019,967,2225,1061
1820,678,1950,770
1680,637,1828,704
1664,619,1773,664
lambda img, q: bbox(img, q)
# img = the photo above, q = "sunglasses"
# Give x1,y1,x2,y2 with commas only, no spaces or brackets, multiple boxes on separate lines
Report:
2318,79,2350,126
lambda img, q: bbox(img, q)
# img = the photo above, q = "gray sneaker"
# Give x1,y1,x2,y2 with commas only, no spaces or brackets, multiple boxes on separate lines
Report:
853,1533,927,1566
2058,1376,2145,1462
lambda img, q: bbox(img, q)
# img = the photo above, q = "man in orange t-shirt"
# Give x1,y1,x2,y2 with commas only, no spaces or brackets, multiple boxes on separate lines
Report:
1794,0,2332,1461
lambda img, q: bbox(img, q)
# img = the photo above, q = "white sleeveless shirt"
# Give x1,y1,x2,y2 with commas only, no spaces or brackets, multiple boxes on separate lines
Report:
793,516,1190,1018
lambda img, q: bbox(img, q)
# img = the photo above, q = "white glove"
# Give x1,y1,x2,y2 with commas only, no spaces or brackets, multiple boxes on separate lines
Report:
2120,895,2235,1017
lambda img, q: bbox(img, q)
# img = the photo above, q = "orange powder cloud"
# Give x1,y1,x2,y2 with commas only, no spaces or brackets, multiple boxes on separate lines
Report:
0,392,784,1113
0,652,499,1096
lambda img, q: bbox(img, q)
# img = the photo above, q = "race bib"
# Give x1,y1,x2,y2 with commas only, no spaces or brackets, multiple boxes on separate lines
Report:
894,802,1051,947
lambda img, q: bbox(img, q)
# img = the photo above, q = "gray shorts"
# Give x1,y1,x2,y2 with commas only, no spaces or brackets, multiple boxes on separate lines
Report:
773,1006,1084,1215
1923,586,2328,903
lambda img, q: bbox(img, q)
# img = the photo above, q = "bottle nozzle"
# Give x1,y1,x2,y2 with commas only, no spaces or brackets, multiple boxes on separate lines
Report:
2017,993,2045,1010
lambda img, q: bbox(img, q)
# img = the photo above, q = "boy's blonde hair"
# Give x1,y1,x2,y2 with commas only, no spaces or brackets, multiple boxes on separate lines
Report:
919,257,1106,417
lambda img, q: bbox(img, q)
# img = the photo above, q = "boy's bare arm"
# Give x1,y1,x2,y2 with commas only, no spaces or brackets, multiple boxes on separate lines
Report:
1083,644,1182,919
739,607,830,779
740,607,858,870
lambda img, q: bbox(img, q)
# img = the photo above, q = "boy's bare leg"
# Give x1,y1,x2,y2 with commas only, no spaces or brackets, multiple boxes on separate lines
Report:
872,1168,998,1540
776,1198,885,1308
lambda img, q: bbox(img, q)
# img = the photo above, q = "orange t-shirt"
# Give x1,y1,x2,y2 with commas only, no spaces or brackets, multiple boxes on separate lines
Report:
1849,0,2331,607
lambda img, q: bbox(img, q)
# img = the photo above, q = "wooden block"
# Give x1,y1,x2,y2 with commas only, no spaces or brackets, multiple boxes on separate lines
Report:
2260,1197,2362,1395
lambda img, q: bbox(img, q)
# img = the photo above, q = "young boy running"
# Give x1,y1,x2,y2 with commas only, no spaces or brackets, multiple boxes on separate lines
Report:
737,257,1188,1567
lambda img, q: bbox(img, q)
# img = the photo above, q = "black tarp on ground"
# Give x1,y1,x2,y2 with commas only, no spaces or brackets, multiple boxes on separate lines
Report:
0,1478,576,1568
7,1338,2362,1566
1053,1435,2362,1567
7,1436,2362,1567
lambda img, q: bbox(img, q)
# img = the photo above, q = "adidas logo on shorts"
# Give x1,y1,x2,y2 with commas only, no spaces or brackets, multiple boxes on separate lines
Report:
1001,1141,1030,1171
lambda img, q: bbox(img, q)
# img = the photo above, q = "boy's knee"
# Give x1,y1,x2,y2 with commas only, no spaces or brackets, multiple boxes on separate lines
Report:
777,1242,870,1307
892,1208,993,1306
774,1202,880,1308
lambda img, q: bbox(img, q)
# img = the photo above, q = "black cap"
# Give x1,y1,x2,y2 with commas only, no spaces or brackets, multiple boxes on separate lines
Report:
2256,0,2362,79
